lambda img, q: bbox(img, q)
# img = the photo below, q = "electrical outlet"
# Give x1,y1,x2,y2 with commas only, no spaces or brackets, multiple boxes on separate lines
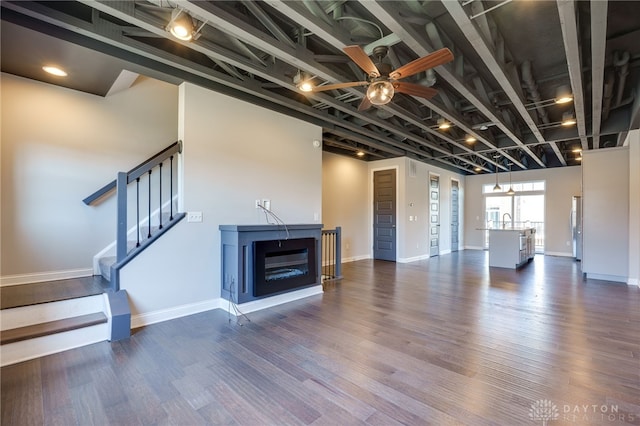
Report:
262,199,271,210
187,211,203,222
255,199,261,209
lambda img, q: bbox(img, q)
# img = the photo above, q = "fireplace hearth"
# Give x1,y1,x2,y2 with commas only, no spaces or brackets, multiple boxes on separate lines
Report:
220,224,322,304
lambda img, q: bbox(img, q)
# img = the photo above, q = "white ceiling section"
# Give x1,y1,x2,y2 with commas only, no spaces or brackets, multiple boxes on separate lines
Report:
1,0,639,175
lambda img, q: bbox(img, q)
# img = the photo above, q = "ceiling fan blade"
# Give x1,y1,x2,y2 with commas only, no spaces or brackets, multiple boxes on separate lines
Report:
394,82,439,100
389,48,454,80
311,81,368,92
357,97,373,111
343,45,380,77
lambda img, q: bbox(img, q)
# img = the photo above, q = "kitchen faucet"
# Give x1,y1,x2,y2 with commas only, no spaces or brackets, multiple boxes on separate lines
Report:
502,213,512,229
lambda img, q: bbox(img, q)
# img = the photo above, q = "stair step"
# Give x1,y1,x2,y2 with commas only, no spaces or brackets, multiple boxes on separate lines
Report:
0,276,109,310
1,312,107,345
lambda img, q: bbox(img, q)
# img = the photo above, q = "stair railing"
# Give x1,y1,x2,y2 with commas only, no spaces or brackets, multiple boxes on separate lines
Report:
321,227,343,282
85,141,185,290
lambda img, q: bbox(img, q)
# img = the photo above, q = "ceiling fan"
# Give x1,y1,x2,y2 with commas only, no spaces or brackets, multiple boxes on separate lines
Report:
306,45,454,111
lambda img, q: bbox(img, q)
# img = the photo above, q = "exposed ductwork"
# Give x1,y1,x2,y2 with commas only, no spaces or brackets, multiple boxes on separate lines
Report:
521,60,550,125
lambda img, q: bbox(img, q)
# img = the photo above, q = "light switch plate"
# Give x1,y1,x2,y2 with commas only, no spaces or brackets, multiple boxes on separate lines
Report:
187,211,203,222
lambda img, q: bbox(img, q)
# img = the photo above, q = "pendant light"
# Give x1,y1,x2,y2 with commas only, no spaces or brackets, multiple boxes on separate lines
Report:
506,163,515,195
493,155,501,191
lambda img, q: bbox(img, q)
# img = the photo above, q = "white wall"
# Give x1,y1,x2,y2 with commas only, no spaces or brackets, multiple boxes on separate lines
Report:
464,166,582,255
0,73,178,278
120,82,322,321
582,147,630,282
322,152,369,262
367,157,465,262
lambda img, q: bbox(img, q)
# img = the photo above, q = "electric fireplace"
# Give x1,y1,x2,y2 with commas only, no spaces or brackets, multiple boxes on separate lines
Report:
219,224,322,304
254,238,317,297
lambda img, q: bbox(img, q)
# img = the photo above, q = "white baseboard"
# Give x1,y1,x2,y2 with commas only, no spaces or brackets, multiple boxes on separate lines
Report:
130,298,221,329
0,268,93,287
544,251,574,257
0,323,109,367
464,246,486,251
585,273,628,284
398,254,430,263
627,278,639,287
220,285,323,316
342,254,371,263
440,249,452,255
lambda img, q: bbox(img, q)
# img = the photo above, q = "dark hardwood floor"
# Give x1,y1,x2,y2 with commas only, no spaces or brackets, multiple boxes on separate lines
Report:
2,251,639,425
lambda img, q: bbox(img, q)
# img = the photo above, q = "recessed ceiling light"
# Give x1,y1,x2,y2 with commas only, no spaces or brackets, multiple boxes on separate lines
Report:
356,151,365,157
42,66,67,77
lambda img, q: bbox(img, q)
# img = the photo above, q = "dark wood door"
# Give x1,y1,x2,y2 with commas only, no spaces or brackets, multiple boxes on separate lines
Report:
451,180,459,252
374,170,396,261
429,175,440,257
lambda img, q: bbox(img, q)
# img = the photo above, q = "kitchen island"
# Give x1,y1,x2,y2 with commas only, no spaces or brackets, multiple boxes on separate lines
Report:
488,228,535,269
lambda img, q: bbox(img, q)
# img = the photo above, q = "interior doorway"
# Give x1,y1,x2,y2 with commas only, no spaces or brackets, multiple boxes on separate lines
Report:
451,179,459,252
429,174,440,257
373,169,396,261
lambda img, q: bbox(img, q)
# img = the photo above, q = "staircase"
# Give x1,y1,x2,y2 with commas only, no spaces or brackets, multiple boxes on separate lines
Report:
0,141,185,365
0,277,110,366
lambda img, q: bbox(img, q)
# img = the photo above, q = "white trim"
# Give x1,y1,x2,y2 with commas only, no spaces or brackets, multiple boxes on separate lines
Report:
543,251,574,257
220,285,323,316
130,298,220,329
0,268,93,287
0,323,109,367
440,249,452,256
627,278,639,287
1,294,105,330
342,254,371,263
398,254,430,263
464,245,486,251
585,273,628,284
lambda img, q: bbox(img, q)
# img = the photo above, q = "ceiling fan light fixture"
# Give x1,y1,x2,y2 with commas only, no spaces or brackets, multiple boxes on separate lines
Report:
555,85,573,104
366,80,395,105
167,9,194,41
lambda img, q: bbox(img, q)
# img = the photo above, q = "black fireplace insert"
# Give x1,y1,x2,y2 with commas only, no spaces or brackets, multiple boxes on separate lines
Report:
253,238,317,297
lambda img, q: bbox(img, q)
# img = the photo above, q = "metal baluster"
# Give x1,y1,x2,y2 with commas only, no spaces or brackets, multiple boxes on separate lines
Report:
158,162,163,229
147,170,152,239
170,155,174,220
331,232,335,279
136,178,140,247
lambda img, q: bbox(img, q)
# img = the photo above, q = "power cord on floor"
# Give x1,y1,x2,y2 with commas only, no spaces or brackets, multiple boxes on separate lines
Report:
228,277,251,326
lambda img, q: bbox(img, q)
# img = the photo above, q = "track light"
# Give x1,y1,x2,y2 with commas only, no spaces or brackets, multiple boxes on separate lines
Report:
167,9,195,41
562,111,577,126
366,80,395,106
437,118,451,130
465,134,476,143
555,85,573,104
356,151,365,157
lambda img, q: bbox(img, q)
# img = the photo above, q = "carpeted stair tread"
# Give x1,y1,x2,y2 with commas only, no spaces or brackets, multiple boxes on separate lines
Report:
1,312,107,345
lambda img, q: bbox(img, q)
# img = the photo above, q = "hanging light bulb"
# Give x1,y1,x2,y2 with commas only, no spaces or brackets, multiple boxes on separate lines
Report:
493,155,501,191
507,163,515,195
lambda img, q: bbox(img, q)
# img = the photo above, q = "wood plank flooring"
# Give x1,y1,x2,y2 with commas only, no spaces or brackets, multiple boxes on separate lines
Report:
2,251,639,425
